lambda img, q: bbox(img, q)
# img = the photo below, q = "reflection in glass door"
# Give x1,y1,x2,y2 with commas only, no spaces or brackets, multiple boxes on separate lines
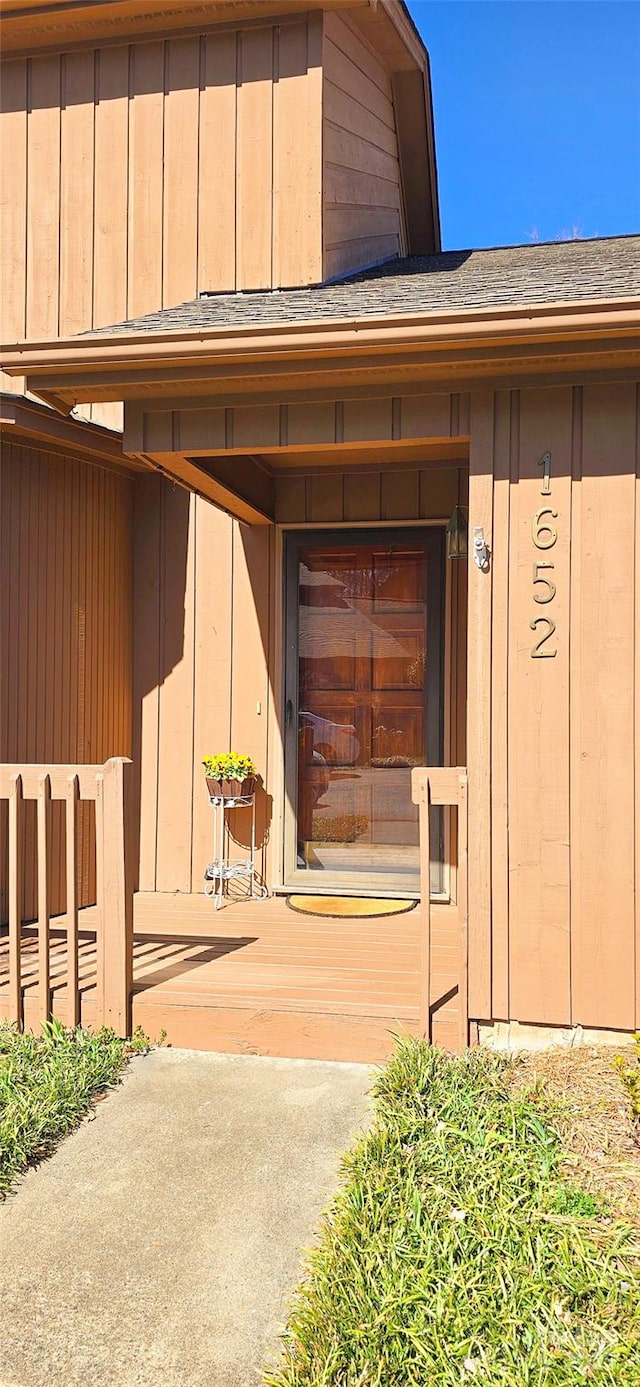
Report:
284,531,444,893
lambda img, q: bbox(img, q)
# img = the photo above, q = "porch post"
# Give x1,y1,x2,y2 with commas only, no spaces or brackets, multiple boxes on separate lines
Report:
467,392,494,1021
411,766,432,1040
100,757,134,1036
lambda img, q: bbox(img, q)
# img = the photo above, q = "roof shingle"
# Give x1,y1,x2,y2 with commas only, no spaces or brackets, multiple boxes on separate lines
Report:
88,235,640,338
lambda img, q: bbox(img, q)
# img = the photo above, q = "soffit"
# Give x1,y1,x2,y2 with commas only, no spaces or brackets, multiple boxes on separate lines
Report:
0,0,368,56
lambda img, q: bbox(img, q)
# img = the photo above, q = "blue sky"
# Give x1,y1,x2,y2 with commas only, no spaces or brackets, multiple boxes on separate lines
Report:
407,0,640,249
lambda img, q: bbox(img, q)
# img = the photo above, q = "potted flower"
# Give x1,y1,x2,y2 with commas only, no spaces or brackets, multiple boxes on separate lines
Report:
203,753,257,798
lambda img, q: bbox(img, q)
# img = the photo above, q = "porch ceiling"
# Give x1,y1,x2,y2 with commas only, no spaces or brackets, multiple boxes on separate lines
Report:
129,433,469,524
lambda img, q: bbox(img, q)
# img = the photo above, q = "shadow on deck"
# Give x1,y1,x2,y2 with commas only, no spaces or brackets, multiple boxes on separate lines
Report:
0,892,462,1062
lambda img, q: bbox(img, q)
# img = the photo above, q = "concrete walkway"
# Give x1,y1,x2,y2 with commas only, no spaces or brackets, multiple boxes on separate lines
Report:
0,1049,371,1387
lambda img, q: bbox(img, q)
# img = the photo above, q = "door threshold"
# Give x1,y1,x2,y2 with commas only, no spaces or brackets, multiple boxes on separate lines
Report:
272,884,452,904
273,884,420,901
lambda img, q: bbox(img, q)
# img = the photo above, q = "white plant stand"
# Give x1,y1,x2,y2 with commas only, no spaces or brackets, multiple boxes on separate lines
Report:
204,791,260,910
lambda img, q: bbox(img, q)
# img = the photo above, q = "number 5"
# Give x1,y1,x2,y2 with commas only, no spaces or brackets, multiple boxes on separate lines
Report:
532,562,556,604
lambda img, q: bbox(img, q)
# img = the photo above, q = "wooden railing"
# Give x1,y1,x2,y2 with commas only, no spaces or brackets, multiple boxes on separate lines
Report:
412,767,469,1051
1,758,133,1036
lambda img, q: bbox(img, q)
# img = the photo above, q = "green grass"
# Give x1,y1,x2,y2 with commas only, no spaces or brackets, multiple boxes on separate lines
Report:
265,1040,640,1387
0,1019,150,1198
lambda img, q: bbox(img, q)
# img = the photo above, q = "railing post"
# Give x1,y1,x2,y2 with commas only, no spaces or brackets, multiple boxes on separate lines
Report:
411,767,432,1041
413,766,470,1051
99,758,134,1036
8,773,23,1027
457,773,470,1051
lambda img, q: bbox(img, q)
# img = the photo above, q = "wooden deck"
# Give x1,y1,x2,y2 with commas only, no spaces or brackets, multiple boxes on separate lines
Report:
0,892,462,1062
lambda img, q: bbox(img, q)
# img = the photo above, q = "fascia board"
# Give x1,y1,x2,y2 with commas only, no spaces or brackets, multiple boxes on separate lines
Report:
2,298,639,409
3,297,639,371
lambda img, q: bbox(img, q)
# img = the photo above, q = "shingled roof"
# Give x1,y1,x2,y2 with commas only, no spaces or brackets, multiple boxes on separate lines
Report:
90,235,639,338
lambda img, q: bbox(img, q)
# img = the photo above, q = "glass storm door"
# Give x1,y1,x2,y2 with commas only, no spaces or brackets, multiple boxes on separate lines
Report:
284,530,444,893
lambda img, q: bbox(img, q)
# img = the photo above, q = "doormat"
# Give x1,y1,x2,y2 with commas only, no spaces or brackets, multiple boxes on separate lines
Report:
286,895,418,919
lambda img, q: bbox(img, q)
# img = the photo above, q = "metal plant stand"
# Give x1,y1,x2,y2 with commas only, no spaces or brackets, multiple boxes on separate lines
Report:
204,790,259,910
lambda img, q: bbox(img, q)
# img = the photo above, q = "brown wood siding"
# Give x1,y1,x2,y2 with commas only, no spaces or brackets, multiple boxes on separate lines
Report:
129,380,640,1037
135,391,470,463
133,483,264,895
0,19,324,405
322,10,407,281
469,380,640,1033
133,482,276,894
0,442,133,922
133,467,463,897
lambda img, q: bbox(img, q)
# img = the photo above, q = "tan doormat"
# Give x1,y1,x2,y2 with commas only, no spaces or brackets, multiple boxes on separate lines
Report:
286,895,418,919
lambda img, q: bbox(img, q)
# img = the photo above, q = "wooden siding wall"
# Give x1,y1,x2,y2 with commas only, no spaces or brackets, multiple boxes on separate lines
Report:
0,16,324,415
0,442,134,921
469,381,640,1034
323,10,407,280
133,465,466,895
131,392,471,458
133,480,273,895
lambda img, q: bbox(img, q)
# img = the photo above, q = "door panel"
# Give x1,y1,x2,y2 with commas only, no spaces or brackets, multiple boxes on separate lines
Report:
285,530,444,892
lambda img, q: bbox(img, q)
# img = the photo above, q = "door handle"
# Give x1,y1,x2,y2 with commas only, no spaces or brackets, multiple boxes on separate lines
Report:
285,698,293,728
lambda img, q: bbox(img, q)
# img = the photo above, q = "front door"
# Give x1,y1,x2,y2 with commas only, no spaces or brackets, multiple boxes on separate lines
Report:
284,529,444,894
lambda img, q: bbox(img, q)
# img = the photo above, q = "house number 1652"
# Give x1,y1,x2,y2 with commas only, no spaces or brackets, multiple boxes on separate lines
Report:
529,473,558,657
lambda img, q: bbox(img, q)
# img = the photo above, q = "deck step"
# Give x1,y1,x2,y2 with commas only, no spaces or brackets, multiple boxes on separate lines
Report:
132,995,421,1063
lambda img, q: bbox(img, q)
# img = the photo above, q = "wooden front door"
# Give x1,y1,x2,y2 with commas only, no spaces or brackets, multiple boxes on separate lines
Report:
284,530,444,893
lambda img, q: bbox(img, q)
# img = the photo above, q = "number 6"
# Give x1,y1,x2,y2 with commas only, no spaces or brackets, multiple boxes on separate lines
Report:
532,507,558,550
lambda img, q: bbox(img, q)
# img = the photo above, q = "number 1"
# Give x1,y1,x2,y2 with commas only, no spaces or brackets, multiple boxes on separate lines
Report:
538,451,551,495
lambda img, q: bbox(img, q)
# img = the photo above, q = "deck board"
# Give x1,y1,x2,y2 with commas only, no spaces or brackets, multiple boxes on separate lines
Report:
0,892,462,1060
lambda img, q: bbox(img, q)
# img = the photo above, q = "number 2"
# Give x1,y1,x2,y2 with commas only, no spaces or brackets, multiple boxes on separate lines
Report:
530,617,557,658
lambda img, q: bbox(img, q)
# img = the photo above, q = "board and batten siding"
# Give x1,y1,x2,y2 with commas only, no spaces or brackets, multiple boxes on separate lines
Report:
468,381,640,1034
0,17,325,414
133,463,466,896
0,441,134,921
322,10,408,281
133,479,274,896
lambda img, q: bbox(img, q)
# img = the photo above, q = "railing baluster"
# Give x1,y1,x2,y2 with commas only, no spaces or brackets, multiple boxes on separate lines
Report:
95,772,105,1026
8,773,23,1028
100,758,133,1037
66,774,79,1028
37,773,51,1023
2,761,133,1036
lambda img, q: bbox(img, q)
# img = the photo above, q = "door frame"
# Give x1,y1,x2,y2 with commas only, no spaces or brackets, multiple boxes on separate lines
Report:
281,526,445,895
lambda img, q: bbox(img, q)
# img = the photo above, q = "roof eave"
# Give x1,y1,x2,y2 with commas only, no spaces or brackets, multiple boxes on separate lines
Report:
2,296,639,410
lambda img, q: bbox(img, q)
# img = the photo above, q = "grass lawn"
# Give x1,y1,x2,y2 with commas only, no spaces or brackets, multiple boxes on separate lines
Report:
0,1019,149,1198
266,1040,640,1387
